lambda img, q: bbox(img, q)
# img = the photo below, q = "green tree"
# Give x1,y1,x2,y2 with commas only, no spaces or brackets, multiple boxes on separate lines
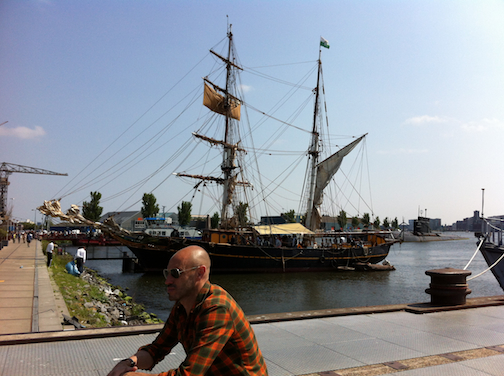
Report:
282,210,296,223
0,227,7,241
351,216,360,229
141,193,159,218
337,210,347,230
373,216,381,230
362,213,370,229
392,217,399,229
82,191,103,222
383,217,390,229
21,221,35,231
211,212,220,228
177,201,192,226
235,202,249,227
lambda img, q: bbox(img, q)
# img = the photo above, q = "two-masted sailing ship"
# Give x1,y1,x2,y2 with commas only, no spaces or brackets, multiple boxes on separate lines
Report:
40,26,398,273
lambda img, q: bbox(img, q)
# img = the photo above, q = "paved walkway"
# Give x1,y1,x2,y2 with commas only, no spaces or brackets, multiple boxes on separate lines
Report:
0,239,69,334
1,239,504,375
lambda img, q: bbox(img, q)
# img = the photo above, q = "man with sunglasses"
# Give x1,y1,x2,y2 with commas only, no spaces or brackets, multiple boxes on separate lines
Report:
107,245,268,376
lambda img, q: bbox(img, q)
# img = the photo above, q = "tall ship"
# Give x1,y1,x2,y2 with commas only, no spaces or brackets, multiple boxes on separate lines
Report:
40,26,398,273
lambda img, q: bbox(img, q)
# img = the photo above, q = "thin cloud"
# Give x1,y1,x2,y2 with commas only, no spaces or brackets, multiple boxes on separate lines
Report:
0,125,46,139
240,84,252,93
403,115,449,125
461,118,503,133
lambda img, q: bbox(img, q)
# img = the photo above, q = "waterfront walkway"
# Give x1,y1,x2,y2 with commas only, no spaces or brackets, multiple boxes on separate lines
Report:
1,240,504,375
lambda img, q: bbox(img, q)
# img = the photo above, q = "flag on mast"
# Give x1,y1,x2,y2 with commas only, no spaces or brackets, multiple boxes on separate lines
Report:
320,37,330,49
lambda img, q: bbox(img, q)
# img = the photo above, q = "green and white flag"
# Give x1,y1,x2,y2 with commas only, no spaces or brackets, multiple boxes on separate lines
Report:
320,37,330,49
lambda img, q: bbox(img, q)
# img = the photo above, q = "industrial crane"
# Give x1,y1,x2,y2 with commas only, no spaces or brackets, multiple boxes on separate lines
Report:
0,162,68,218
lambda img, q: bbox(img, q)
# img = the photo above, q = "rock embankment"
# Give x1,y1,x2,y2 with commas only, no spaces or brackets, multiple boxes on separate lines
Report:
71,269,163,327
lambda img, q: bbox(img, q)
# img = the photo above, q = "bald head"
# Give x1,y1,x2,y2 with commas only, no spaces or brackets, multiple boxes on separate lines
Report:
171,246,211,279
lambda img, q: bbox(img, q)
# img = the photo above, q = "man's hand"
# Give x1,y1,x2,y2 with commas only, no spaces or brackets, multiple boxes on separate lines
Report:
107,360,138,376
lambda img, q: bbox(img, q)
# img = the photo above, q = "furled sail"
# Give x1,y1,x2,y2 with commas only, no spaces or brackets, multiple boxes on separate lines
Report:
203,82,241,120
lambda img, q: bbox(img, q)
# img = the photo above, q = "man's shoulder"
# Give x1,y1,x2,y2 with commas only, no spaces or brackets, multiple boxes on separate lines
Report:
203,283,241,312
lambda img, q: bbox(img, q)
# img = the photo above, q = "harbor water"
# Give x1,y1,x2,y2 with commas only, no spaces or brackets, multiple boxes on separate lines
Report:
73,233,503,320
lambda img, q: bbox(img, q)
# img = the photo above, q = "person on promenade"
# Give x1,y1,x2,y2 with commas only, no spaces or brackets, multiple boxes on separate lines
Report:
107,245,268,376
46,241,55,267
75,246,86,274
26,232,32,247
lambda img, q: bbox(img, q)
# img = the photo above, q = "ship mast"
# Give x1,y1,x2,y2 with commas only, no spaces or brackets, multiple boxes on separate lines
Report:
304,49,323,231
221,25,236,225
179,24,249,228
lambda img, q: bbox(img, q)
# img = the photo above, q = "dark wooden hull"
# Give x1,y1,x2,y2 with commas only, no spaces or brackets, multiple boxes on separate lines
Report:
108,232,394,273
480,242,504,291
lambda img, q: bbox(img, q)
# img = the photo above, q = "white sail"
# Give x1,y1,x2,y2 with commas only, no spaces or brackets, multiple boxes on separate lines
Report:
307,134,366,230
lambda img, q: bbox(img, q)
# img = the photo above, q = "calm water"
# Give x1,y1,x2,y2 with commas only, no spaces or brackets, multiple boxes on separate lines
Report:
78,233,503,320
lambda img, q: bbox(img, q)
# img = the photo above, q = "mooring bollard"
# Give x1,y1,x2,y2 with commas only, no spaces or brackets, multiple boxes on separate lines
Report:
425,268,472,306
122,252,136,273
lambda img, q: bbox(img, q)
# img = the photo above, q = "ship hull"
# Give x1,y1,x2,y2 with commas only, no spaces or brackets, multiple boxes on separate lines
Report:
480,242,504,291
108,232,393,273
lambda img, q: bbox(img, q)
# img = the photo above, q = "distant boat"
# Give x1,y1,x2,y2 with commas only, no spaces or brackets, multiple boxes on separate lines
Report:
399,216,466,242
139,217,202,240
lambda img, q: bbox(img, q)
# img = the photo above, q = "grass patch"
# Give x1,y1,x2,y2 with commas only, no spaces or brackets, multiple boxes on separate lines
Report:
45,240,163,327
50,252,111,327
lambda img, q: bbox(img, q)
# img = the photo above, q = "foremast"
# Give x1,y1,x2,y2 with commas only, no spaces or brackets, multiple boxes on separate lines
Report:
176,25,250,228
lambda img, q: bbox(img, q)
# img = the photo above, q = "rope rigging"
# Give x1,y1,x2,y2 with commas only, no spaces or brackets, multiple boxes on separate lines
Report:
463,217,504,282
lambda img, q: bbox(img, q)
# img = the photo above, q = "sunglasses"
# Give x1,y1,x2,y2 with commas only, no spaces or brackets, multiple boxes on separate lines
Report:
163,266,200,279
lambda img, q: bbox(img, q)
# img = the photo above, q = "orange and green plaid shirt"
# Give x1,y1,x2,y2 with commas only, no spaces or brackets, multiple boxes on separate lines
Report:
139,281,268,376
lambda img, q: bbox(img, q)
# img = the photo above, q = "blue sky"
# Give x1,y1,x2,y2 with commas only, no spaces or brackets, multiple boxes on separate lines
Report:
1,0,504,226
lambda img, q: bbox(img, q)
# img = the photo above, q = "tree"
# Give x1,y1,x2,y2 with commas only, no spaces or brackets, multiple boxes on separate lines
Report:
235,202,249,227
82,191,103,222
337,210,347,230
211,212,220,228
282,210,296,223
373,216,381,230
392,217,399,230
21,221,35,231
141,193,159,219
362,213,370,229
351,216,360,229
177,201,192,226
383,217,390,229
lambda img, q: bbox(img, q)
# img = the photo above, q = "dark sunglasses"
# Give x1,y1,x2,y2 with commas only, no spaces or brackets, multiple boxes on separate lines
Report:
163,266,200,279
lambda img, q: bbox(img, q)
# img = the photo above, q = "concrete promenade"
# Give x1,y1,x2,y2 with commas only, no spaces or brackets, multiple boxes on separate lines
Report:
2,239,504,375
0,239,70,334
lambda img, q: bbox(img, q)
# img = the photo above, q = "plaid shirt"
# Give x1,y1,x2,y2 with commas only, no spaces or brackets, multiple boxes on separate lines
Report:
139,281,268,376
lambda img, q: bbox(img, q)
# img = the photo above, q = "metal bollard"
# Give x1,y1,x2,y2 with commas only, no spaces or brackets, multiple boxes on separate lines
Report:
425,268,472,306
122,253,136,273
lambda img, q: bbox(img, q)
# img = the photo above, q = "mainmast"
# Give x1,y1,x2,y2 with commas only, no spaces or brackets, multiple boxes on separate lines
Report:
303,40,365,231
304,49,323,231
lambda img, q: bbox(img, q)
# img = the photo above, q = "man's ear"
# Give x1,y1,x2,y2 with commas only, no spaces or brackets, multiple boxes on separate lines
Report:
198,265,207,279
